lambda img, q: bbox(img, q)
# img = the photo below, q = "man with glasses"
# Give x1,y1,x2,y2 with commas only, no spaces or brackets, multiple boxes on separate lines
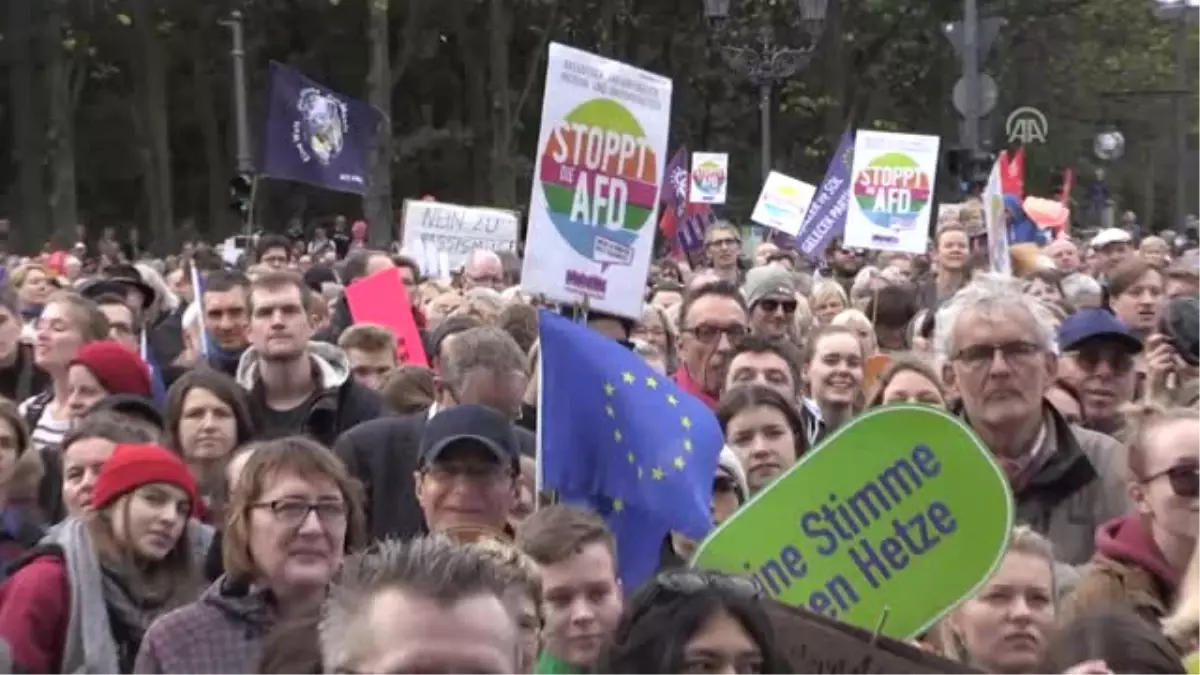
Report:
936,274,1129,564
703,223,743,284
335,326,533,542
742,266,798,340
1056,308,1142,438
674,280,748,409
462,250,507,291
414,404,521,538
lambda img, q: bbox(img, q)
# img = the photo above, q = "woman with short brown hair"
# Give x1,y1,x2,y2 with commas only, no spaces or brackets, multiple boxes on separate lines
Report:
135,435,364,674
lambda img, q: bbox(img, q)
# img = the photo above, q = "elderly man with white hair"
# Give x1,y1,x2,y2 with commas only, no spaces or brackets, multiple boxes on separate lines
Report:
462,250,506,291
935,273,1129,565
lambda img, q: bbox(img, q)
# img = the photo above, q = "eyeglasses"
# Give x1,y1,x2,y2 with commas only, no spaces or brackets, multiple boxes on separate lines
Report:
684,323,749,344
1063,345,1135,375
706,238,740,249
251,498,347,526
758,298,797,314
1142,464,1199,498
952,341,1042,368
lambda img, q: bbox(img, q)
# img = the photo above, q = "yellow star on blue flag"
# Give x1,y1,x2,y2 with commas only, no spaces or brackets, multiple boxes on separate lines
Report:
537,309,724,590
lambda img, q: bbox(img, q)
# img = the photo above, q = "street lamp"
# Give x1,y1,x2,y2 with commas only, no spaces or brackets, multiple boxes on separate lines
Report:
704,0,829,183
1152,0,1199,230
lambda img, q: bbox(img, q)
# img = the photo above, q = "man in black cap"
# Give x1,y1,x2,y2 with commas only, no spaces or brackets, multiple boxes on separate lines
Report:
413,404,520,538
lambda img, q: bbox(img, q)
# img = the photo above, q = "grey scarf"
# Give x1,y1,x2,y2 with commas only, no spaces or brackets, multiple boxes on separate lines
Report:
45,518,121,674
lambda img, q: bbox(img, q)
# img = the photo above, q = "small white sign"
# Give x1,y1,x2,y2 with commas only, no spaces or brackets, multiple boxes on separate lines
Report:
750,171,816,237
689,152,729,204
400,200,520,273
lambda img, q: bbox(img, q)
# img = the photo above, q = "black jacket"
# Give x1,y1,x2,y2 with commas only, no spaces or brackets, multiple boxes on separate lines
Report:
238,343,384,447
333,408,536,542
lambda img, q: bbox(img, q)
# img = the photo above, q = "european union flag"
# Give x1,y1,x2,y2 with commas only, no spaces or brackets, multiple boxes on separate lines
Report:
537,309,723,591
261,61,383,195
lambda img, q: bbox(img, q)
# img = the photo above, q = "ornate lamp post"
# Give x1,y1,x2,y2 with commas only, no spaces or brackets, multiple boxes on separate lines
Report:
703,0,829,183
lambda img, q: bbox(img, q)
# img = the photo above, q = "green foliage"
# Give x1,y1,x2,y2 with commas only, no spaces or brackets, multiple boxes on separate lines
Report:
0,0,1195,248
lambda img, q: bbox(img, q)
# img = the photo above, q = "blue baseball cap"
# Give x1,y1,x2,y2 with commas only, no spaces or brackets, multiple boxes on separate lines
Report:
420,404,520,469
1057,308,1143,354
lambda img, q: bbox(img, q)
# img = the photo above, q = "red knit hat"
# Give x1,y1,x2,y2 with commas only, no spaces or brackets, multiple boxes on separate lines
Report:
69,341,153,398
91,443,199,516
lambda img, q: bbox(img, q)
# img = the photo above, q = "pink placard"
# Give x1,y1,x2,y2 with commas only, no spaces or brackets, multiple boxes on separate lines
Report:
345,268,429,367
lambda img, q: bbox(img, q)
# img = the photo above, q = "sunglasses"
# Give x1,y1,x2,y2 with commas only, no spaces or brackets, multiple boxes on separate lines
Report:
1065,345,1135,375
758,298,797,314
653,571,762,599
1143,464,1199,498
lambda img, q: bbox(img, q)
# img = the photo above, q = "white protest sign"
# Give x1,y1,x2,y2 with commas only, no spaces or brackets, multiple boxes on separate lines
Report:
842,131,940,254
519,42,672,320
750,171,817,237
400,200,519,273
689,152,729,204
983,158,1011,276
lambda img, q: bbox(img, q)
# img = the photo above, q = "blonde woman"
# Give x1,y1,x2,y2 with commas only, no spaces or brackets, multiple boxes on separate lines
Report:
830,308,878,356
809,280,848,326
936,526,1062,673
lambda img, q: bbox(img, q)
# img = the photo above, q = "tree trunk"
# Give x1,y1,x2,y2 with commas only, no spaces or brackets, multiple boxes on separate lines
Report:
488,0,514,207
364,0,394,247
132,0,175,253
43,0,78,242
8,0,46,251
190,16,227,239
454,2,490,201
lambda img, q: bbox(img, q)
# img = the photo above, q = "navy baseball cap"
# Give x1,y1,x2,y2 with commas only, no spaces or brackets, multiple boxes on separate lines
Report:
419,404,520,468
1058,308,1143,354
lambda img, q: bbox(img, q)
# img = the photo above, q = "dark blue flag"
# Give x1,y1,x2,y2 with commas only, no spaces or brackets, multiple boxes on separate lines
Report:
790,130,855,260
262,61,382,195
537,309,724,591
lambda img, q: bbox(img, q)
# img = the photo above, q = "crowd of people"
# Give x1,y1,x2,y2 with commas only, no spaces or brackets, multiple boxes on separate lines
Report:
0,198,1191,673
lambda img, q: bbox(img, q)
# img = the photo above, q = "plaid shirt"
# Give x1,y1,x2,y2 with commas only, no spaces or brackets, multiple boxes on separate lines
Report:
133,576,273,674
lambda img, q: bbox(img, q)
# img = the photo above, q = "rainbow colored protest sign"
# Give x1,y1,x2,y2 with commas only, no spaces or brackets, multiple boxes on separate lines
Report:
689,152,729,204
842,131,940,254
521,43,672,319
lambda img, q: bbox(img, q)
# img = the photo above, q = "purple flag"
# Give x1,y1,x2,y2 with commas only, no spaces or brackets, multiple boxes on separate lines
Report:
661,146,690,212
791,131,855,259
262,62,382,195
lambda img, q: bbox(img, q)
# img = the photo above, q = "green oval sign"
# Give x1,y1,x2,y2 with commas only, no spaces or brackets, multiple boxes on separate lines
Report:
692,405,1014,639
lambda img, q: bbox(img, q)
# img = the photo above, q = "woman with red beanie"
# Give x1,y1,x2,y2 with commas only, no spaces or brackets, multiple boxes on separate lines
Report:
65,340,154,421
0,443,204,673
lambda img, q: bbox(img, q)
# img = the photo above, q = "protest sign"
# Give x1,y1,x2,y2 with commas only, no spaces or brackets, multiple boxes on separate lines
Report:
983,156,1011,276
344,268,428,366
843,131,940,254
764,601,975,674
750,172,817,237
400,199,519,273
794,131,855,259
521,42,672,320
862,353,893,392
689,152,728,204
692,405,1013,640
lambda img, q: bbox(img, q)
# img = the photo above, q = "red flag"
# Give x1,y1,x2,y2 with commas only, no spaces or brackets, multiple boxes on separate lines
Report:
1000,147,1025,197
1059,167,1074,206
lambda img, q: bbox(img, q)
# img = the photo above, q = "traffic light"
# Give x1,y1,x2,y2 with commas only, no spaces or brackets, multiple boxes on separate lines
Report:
943,149,995,196
229,174,253,220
